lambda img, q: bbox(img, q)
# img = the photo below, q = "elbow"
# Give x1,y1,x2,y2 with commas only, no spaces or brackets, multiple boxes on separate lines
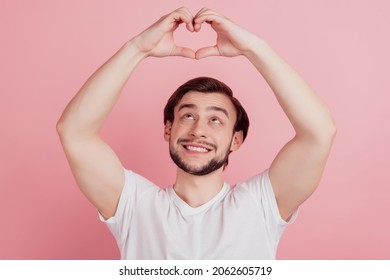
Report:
56,120,72,144
56,115,76,140
317,112,337,142
328,117,337,140
324,115,337,136
56,116,69,137
318,119,337,147
56,116,97,141
300,118,337,147
56,118,65,136
330,122,337,139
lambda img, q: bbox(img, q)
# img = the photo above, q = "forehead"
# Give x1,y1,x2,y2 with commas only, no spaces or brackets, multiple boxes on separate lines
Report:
176,91,237,117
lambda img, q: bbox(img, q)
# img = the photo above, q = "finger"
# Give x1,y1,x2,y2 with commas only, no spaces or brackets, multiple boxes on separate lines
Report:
185,21,195,32
171,45,196,59
193,15,212,32
170,7,194,32
194,13,222,32
179,7,195,24
193,7,218,31
177,7,195,32
194,7,215,19
194,13,220,25
195,46,220,60
177,6,193,21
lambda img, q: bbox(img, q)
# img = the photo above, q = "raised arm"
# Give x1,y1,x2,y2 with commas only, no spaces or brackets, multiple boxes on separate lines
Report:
194,8,336,220
56,7,196,219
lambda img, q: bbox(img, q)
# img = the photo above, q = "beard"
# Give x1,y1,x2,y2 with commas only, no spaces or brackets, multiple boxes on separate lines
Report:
169,138,231,176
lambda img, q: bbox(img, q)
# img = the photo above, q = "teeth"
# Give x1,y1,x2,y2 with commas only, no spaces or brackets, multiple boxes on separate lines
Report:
186,146,209,153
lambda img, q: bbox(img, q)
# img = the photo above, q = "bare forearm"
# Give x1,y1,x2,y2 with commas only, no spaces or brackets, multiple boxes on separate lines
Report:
57,5,196,139
57,40,145,138
245,39,336,142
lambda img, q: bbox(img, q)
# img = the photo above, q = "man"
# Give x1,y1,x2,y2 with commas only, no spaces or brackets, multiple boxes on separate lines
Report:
57,7,336,259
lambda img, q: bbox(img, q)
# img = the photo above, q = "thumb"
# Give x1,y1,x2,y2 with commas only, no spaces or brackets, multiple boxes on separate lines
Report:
195,46,220,60
170,45,196,59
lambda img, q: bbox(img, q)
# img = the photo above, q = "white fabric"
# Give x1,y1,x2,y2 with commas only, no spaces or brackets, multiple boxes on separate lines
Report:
99,168,297,259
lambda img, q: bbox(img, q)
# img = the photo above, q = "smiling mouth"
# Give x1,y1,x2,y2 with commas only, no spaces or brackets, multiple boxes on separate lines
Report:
183,145,211,153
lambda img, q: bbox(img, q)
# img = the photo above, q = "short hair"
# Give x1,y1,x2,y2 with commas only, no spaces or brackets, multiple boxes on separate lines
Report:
163,77,250,167
164,76,250,139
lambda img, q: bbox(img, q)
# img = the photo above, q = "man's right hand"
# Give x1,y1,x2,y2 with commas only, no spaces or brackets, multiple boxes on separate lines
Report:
133,7,196,59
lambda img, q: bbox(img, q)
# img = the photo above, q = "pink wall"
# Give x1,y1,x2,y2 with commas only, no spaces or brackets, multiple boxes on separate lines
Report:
1,0,389,259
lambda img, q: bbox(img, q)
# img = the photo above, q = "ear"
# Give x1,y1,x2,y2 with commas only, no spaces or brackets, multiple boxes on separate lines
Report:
164,121,172,142
230,130,244,152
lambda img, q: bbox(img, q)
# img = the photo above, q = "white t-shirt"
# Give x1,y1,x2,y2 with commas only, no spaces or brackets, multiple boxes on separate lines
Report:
100,169,296,259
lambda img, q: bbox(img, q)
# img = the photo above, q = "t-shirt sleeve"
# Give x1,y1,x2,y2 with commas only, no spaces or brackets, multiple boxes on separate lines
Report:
243,169,298,238
98,168,157,247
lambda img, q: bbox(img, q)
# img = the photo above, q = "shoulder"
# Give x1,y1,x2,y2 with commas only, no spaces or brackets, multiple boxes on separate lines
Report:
122,168,164,200
223,170,271,206
235,169,298,224
233,169,271,193
125,169,158,187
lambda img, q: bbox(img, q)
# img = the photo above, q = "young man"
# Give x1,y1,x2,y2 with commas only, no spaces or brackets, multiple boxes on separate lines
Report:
57,7,336,259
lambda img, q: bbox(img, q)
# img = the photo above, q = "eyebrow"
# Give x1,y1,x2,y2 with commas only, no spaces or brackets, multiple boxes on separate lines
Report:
177,103,230,118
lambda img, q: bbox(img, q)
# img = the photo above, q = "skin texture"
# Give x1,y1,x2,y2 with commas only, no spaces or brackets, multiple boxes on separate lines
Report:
166,91,238,174
57,7,336,220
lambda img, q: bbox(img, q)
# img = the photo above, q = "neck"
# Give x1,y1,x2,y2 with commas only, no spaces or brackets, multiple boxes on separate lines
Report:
173,167,225,208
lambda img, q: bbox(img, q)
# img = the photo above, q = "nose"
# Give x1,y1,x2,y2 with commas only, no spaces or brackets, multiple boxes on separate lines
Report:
188,119,207,138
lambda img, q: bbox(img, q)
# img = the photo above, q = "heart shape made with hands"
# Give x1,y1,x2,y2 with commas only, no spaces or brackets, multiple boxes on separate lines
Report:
140,8,245,59
170,15,244,60
163,8,245,60
172,21,220,59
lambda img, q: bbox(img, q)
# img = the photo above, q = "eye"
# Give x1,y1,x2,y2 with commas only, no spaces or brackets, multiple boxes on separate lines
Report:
210,117,222,124
182,113,195,120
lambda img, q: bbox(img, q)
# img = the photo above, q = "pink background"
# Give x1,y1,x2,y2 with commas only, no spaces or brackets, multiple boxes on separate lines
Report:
1,0,389,259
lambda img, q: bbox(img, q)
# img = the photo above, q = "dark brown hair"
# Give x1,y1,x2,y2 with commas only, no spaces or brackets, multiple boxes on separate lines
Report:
164,77,250,168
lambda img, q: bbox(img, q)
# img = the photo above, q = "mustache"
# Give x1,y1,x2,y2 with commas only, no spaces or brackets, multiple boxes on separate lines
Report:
177,138,217,150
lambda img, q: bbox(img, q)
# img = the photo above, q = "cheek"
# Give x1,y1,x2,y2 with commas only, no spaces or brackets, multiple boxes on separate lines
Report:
171,122,190,136
213,133,230,148
223,131,235,145
168,125,185,142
